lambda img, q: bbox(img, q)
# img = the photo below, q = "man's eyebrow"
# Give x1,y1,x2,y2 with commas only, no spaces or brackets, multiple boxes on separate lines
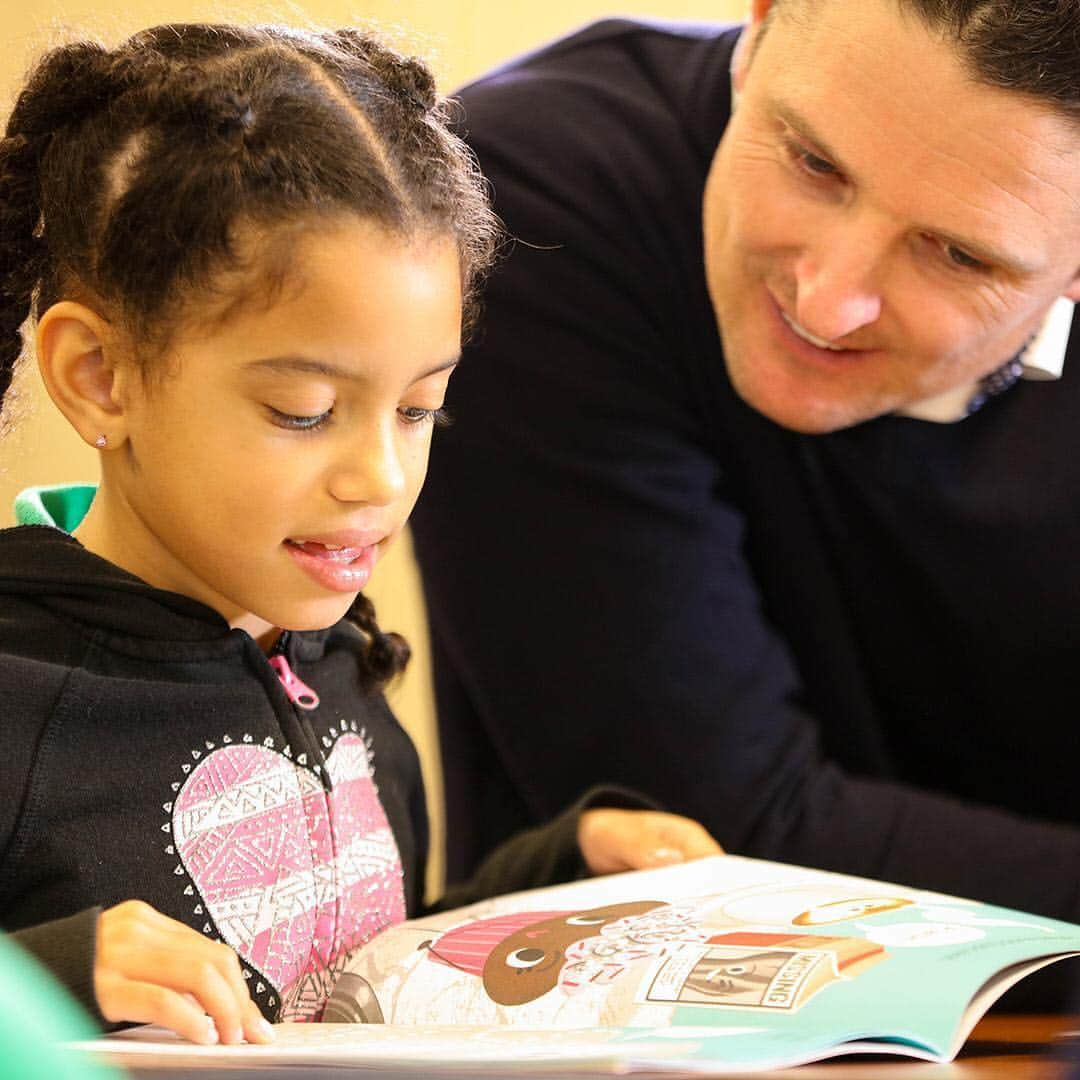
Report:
771,101,1039,277
245,355,461,383
773,102,851,177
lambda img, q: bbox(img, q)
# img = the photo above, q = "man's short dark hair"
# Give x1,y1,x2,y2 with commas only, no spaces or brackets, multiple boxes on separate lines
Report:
772,1,1080,121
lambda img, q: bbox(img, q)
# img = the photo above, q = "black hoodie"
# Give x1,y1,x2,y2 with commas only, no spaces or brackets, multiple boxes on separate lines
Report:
0,522,609,1025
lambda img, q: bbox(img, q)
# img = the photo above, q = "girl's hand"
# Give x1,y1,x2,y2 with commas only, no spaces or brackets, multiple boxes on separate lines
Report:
94,900,274,1045
577,808,723,875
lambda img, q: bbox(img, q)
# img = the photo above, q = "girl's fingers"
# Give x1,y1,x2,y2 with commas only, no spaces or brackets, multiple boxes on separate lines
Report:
101,944,244,1042
97,902,270,1044
95,976,223,1045
243,999,276,1044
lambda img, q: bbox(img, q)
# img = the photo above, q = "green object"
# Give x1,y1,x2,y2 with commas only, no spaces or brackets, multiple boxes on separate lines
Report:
13,485,97,531
0,934,122,1080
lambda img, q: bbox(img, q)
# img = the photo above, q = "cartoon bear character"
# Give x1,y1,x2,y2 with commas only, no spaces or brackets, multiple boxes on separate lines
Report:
425,901,664,1006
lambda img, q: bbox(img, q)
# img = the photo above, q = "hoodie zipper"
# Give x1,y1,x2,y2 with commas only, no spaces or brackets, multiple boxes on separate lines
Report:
268,631,331,789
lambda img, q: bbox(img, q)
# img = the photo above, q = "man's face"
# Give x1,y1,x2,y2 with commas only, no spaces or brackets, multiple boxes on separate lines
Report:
703,0,1080,433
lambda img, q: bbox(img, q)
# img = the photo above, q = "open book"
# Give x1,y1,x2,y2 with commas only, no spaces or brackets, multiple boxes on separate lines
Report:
79,855,1080,1073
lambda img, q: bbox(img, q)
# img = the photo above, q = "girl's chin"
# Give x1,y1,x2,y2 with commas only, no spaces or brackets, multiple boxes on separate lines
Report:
242,595,360,644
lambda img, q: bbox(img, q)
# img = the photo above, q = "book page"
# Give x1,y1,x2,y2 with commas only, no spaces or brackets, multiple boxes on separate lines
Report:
327,855,1080,1067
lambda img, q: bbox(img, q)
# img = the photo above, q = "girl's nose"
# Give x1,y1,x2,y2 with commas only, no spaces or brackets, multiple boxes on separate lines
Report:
328,426,407,507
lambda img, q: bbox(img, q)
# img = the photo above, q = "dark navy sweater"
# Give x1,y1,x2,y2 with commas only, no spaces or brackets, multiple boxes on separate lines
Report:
412,20,1080,936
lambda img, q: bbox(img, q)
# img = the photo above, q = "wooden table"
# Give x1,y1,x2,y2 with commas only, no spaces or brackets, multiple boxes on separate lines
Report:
107,1015,1080,1079
717,1014,1079,1079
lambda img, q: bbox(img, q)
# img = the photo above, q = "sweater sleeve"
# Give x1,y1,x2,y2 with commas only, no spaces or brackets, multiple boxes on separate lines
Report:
11,908,107,1028
432,787,657,914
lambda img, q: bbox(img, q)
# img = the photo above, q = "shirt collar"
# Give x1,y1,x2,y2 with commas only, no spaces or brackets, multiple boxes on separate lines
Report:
899,297,1073,423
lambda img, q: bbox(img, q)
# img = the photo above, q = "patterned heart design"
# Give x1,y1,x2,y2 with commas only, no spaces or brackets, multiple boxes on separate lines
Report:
171,733,405,1020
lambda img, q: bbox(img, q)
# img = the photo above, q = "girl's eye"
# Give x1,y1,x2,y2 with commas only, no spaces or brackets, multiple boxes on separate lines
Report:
398,406,453,427
268,407,333,431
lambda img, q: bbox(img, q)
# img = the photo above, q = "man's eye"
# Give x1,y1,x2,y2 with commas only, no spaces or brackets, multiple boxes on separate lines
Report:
268,407,333,431
798,149,837,176
945,244,987,271
784,136,838,178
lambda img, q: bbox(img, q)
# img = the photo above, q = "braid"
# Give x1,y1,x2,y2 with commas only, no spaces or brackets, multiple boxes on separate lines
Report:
346,592,411,684
0,131,45,404
0,40,148,414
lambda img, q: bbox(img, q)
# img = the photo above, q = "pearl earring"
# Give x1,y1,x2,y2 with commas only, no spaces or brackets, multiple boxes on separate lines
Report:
94,435,107,449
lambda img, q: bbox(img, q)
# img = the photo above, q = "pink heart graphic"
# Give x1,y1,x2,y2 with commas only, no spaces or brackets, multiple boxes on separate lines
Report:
172,734,405,1020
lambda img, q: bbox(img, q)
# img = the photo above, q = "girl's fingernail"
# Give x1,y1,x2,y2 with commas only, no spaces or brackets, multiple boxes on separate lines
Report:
204,1017,220,1045
257,1018,275,1041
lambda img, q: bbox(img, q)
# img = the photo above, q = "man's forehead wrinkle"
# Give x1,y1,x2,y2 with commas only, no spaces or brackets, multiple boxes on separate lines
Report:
912,176,1046,273
785,45,1076,268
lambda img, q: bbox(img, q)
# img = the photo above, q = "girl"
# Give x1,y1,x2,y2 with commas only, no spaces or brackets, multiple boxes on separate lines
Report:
0,24,719,1047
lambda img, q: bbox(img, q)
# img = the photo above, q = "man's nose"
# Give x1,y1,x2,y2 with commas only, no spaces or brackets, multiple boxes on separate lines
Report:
793,225,885,344
328,424,407,507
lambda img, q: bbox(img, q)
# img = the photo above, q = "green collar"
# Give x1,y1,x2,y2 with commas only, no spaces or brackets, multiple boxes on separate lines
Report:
14,484,97,532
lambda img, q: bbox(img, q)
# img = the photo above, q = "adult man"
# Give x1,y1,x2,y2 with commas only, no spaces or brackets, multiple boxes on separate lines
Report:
411,0,1080,927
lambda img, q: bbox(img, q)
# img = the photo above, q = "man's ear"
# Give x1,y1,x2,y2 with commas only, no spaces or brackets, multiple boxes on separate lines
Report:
35,301,129,451
733,0,777,93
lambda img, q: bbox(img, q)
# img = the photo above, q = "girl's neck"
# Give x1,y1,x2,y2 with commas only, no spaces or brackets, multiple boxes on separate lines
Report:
74,481,281,652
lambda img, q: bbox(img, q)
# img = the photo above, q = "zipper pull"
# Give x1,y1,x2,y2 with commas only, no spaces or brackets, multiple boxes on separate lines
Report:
269,654,320,710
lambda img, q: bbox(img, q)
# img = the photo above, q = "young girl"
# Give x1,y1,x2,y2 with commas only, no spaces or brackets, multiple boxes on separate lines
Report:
0,23,719,1047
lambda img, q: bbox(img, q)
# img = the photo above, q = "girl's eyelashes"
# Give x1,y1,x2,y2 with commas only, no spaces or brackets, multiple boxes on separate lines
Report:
267,406,334,431
398,406,453,427
265,405,453,431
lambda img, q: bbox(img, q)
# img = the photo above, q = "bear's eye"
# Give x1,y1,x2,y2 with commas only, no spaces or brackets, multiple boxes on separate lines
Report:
505,948,547,969
566,915,606,926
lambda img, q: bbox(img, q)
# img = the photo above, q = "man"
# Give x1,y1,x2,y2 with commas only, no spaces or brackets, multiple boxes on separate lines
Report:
412,0,1080,928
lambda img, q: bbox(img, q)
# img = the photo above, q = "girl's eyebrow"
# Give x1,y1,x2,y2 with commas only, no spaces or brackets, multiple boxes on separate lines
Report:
245,355,461,384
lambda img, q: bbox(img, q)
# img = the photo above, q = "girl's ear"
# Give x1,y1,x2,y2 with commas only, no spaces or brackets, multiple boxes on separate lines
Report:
36,301,130,451
733,0,777,94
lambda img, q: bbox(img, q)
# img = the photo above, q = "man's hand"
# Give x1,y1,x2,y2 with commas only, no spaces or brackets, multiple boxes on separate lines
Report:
95,900,274,1045
577,808,722,876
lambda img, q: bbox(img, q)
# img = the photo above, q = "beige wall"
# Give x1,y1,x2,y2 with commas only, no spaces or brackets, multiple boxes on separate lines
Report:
0,0,746,897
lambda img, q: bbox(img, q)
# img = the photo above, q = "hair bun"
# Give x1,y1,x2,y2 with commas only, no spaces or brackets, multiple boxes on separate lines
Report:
324,29,436,115
392,56,436,114
6,42,118,139
209,91,257,137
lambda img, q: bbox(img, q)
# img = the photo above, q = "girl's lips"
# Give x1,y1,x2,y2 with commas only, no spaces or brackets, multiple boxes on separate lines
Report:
284,538,379,593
